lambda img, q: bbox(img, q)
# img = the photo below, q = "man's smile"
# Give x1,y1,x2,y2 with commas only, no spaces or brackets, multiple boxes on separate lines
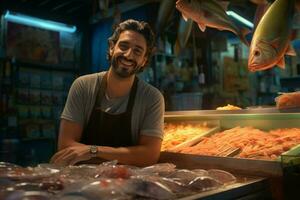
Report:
118,57,135,68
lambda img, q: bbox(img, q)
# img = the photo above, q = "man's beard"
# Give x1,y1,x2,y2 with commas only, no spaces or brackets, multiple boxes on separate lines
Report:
111,55,141,78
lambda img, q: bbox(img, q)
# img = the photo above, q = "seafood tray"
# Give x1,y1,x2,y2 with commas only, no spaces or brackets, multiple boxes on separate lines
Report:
162,120,220,151
163,110,300,176
171,126,220,151
0,161,268,200
159,151,283,177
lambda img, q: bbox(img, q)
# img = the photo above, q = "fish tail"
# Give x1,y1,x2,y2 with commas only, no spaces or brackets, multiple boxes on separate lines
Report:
239,27,251,46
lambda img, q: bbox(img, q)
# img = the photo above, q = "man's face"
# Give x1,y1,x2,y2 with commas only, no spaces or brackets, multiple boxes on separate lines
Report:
109,30,148,78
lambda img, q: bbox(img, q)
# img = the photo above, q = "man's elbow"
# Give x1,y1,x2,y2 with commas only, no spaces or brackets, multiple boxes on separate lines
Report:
138,151,161,167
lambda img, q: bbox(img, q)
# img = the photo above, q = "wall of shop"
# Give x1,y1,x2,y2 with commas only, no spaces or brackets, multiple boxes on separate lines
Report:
0,10,82,165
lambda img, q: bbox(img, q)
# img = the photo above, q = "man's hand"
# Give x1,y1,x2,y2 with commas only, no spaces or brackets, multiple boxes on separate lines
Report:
50,145,92,166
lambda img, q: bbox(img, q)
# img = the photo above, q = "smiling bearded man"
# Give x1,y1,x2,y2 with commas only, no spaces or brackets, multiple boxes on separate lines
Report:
50,19,165,167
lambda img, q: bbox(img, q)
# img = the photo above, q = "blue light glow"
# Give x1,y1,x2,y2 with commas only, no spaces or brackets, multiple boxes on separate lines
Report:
226,11,254,29
4,11,77,33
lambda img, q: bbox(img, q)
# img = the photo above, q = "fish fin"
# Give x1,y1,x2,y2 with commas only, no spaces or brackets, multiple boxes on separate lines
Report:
239,28,251,46
198,23,206,32
277,57,286,69
270,38,281,49
285,44,296,56
182,13,188,21
241,27,251,37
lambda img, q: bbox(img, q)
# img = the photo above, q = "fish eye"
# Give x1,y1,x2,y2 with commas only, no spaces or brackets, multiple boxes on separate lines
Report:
254,50,260,57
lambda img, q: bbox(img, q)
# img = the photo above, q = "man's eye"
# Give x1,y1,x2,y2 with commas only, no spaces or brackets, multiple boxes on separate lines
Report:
134,49,142,55
119,44,128,50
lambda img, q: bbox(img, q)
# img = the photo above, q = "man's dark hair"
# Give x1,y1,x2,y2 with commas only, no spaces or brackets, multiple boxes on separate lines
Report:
107,19,155,71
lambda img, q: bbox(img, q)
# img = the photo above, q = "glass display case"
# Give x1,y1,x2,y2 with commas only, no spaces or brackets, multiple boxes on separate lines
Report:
160,109,300,199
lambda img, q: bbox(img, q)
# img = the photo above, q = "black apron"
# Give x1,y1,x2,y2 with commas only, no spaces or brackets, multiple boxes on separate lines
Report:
80,73,138,147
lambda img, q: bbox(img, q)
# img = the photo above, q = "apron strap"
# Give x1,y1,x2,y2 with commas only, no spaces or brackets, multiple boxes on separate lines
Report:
126,76,138,112
95,72,108,107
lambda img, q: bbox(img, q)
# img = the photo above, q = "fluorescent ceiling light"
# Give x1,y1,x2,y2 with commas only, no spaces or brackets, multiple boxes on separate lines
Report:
226,11,254,29
4,10,77,33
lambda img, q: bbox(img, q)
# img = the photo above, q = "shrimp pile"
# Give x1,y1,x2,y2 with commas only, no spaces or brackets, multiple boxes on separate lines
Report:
175,126,300,160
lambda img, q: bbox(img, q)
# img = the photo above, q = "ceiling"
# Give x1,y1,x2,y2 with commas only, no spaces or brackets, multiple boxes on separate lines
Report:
0,0,162,27
1,0,95,25
0,0,259,29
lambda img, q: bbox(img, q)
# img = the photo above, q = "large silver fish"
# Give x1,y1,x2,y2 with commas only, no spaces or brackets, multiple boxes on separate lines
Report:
175,0,250,46
248,0,296,72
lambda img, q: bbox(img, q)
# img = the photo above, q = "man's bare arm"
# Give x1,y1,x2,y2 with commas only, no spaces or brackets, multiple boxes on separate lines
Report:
57,119,84,150
51,119,162,167
96,135,162,167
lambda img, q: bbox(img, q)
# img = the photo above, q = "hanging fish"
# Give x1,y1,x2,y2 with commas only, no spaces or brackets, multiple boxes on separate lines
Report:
253,3,271,30
253,0,300,30
174,17,193,56
156,0,176,35
248,0,296,72
175,0,250,46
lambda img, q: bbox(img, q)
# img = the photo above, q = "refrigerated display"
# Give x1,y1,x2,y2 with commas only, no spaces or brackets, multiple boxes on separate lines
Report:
159,109,300,199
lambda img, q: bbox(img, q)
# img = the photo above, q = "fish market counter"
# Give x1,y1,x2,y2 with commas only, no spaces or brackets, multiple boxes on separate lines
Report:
0,110,299,200
0,161,271,200
159,109,300,200
177,177,270,200
160,152,278,200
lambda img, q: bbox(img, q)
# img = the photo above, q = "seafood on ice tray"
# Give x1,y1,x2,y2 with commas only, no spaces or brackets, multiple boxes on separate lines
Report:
0,161,237,200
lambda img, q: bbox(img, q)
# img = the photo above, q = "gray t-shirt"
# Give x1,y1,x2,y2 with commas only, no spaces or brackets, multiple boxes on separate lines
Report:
61,72,165,144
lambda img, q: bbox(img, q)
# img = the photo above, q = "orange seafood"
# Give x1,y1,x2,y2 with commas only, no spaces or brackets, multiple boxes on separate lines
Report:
176,127,300,160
